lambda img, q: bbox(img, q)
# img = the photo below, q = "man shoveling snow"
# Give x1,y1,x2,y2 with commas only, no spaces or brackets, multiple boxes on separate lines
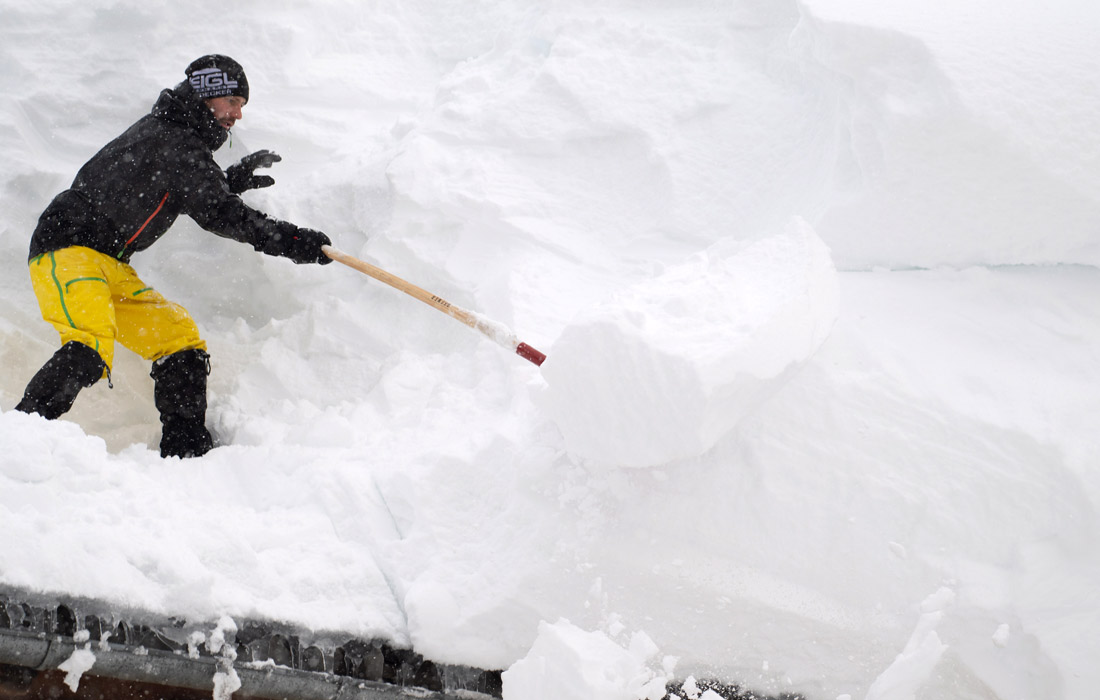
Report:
14,54,332,458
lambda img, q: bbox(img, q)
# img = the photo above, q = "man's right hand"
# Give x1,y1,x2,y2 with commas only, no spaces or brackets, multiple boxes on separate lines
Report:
282,227,333,265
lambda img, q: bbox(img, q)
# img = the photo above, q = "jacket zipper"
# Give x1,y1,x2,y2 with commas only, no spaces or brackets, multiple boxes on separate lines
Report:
117,191,170,259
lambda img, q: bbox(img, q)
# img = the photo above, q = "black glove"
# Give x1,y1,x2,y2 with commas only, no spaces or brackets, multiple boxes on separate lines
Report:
278,227,333,265
226,150,282,194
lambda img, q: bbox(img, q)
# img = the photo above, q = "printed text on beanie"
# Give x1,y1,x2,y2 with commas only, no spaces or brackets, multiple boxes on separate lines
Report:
186,55,249,102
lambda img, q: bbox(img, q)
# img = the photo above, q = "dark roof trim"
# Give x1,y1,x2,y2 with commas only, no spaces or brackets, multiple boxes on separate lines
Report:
0,626,434,700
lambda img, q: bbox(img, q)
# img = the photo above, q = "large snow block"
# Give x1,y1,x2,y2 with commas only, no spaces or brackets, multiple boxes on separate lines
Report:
541,218,838,468
501,620,670,700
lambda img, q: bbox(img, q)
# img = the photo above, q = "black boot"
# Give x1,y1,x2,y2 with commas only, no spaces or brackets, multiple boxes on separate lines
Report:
16,341,107,419
151,349,214,459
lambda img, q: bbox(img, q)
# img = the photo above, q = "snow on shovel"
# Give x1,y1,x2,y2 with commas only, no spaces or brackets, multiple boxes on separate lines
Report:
322,245,547,366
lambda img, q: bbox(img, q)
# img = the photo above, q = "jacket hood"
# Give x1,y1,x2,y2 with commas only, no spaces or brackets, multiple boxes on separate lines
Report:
152,82,229,151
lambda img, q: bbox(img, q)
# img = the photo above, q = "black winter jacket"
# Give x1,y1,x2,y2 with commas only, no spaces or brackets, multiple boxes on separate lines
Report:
29,83,307,264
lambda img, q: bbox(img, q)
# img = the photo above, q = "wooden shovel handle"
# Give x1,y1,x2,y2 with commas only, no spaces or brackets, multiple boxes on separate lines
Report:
322,245,546,366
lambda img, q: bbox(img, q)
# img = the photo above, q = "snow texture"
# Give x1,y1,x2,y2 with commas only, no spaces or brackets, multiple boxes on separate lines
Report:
1,1,1099,699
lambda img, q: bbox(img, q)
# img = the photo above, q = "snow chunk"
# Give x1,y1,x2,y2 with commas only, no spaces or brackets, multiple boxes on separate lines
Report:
213,668,242,700
207,616,241,700
188,631,206,659
501,619,672,700
542,218,838,467
206,615,238,656
865,588,955,700
681,676,701,699
58,646,96,693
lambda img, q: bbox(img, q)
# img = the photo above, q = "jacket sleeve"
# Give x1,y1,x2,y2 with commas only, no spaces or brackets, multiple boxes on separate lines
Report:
178,155,305,259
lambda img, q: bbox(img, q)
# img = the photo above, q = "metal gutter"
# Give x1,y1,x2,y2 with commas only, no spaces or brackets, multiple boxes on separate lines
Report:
0,591,503,699
0,626,477,700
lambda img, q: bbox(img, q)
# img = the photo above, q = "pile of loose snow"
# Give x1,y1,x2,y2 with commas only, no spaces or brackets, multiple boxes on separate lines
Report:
1,2,1099,700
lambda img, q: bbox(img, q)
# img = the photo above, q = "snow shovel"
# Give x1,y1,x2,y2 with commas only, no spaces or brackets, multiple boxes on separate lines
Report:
322,245,547,366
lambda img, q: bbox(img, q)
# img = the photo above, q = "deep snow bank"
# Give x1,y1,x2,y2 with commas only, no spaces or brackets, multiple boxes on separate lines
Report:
800,0,1100,269
542,219,838,468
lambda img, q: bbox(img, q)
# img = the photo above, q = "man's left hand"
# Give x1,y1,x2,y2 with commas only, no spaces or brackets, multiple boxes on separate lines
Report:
227,150,282,194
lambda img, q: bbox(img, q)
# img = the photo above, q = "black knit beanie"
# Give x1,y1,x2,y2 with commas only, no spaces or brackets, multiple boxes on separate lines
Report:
185,55,249,102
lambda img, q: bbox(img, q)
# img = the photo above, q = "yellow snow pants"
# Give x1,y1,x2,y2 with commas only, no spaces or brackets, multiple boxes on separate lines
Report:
28,246,206,371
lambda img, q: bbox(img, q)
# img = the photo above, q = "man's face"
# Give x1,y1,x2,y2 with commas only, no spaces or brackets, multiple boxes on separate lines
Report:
205,95,246,131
